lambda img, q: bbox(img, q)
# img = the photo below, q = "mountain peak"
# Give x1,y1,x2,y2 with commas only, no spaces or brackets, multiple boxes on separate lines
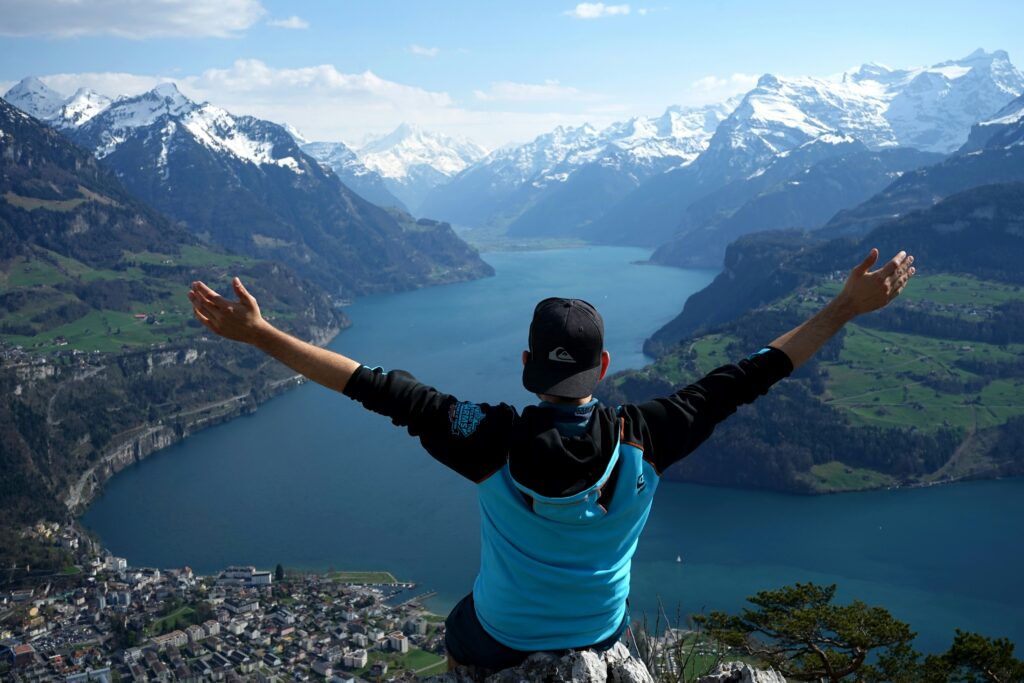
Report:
358,123,486,181
963,48,1009,62
149,82,190,103
3,76,66,120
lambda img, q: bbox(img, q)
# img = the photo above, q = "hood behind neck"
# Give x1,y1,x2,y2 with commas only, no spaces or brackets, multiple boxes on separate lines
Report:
508,403,619,498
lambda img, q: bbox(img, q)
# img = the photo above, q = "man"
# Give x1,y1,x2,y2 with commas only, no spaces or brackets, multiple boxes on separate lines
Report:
187,247,915,671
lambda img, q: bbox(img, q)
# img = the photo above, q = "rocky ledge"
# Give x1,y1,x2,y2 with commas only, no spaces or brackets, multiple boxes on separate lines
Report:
425,642,654,683
424,649,789,683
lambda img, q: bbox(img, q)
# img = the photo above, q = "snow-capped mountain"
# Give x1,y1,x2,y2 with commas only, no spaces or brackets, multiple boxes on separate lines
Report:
4,77,113,129
357,123,487,212
57,88,112,128
71,83,306,174
698,49,1023,179
961,92,1024,151
822,93,1024,239
3,77,67,121
419,100,736,235
3,80,491,296
589,49,1024,247
301,141,408,211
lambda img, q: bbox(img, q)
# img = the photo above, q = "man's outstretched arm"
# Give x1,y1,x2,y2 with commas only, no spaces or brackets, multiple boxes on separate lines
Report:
770,248,915,369
632,247,916,471
187,278,360,393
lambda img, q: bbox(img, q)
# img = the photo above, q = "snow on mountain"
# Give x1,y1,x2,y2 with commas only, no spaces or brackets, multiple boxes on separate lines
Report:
302,140,408,210
419,100,736,230
3,77,67,121
57,88,112,128
358,123,487,179
354,123,487,212
714,49,1024,175
883,49,1024,151
586,49,1024,248
478,100,736,190
980,91,1024,127
69,83,304,174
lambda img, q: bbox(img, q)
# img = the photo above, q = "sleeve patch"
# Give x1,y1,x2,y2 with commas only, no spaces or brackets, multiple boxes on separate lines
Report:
449,401,485,437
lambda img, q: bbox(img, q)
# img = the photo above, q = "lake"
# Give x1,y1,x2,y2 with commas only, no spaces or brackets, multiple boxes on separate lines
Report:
82,246,1024,652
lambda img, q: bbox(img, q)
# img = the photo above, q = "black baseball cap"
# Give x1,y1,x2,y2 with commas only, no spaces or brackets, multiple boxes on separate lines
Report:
522,297,605,399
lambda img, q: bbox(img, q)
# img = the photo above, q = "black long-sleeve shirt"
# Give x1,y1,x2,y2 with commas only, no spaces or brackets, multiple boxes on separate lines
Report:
342,346,793,490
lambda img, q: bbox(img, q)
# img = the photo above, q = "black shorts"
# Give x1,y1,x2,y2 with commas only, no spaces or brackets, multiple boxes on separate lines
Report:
444,592,628,670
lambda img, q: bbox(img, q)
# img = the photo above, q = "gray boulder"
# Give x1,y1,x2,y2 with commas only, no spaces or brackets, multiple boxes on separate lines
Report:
696,661,787,683
424,643,654,683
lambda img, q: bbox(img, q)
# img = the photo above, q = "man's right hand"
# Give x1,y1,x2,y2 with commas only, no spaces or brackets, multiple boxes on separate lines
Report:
188,277,270,345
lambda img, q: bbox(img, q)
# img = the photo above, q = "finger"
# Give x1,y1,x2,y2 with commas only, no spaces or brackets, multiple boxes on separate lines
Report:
191,305,217,333
881,251,907,277
193,281,227,305
188,288,219,313
852,248,879,276
233,277,256,308
192,281,233,310
191,293,223,324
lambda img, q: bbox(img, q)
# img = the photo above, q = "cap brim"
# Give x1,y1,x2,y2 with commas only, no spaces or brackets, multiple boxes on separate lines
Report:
523,361,603,400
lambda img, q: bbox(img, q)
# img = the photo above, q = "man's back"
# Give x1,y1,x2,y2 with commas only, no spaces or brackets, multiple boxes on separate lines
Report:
341,347,794,652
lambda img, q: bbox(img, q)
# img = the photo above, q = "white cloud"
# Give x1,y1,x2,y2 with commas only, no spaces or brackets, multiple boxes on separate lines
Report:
473,80,588,102
409,44,440,58
564,3,631,19
0,0,265,39
267,16,309,30
689,72,760,101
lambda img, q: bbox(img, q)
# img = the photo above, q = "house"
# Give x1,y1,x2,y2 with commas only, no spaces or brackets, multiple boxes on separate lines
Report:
312,658,333,677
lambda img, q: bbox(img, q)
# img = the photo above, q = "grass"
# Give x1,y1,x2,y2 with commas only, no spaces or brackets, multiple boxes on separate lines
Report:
327,570,399,584
822,324,1024,432
4,191,87,212
799,461,897,492
609,270,1024,493
352,647,445,677
147,606,195,636
0,248,223,352
4,308,192,353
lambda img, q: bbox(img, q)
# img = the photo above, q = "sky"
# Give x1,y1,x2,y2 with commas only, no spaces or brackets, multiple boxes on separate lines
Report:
1,0,1023,148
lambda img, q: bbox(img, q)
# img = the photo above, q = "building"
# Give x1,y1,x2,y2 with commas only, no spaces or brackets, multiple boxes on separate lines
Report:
186,624,206,642
388,631,409,653
6,643,36,669
405,617,428,636
216,565,273,587
104,556,127,572
343,648,368,669
151,629,188,650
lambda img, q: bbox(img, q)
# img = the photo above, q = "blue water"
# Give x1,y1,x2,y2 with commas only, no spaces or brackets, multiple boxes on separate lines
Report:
82,247,1024,652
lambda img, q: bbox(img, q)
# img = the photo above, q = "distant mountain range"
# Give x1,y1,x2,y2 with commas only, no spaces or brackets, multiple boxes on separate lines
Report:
10,50,1019,273
355,123,487,213
587,49,1023,251
3,79,493,297
419,101,736,236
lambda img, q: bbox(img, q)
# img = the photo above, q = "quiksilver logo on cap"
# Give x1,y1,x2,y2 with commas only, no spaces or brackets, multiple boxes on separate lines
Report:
548,347,576,363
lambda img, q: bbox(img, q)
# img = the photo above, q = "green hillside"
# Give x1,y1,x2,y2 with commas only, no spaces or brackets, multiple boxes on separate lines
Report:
605,271,1024,493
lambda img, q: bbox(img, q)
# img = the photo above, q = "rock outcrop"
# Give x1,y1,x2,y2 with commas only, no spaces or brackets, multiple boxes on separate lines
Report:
696,661,788,683
425,642,654,683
